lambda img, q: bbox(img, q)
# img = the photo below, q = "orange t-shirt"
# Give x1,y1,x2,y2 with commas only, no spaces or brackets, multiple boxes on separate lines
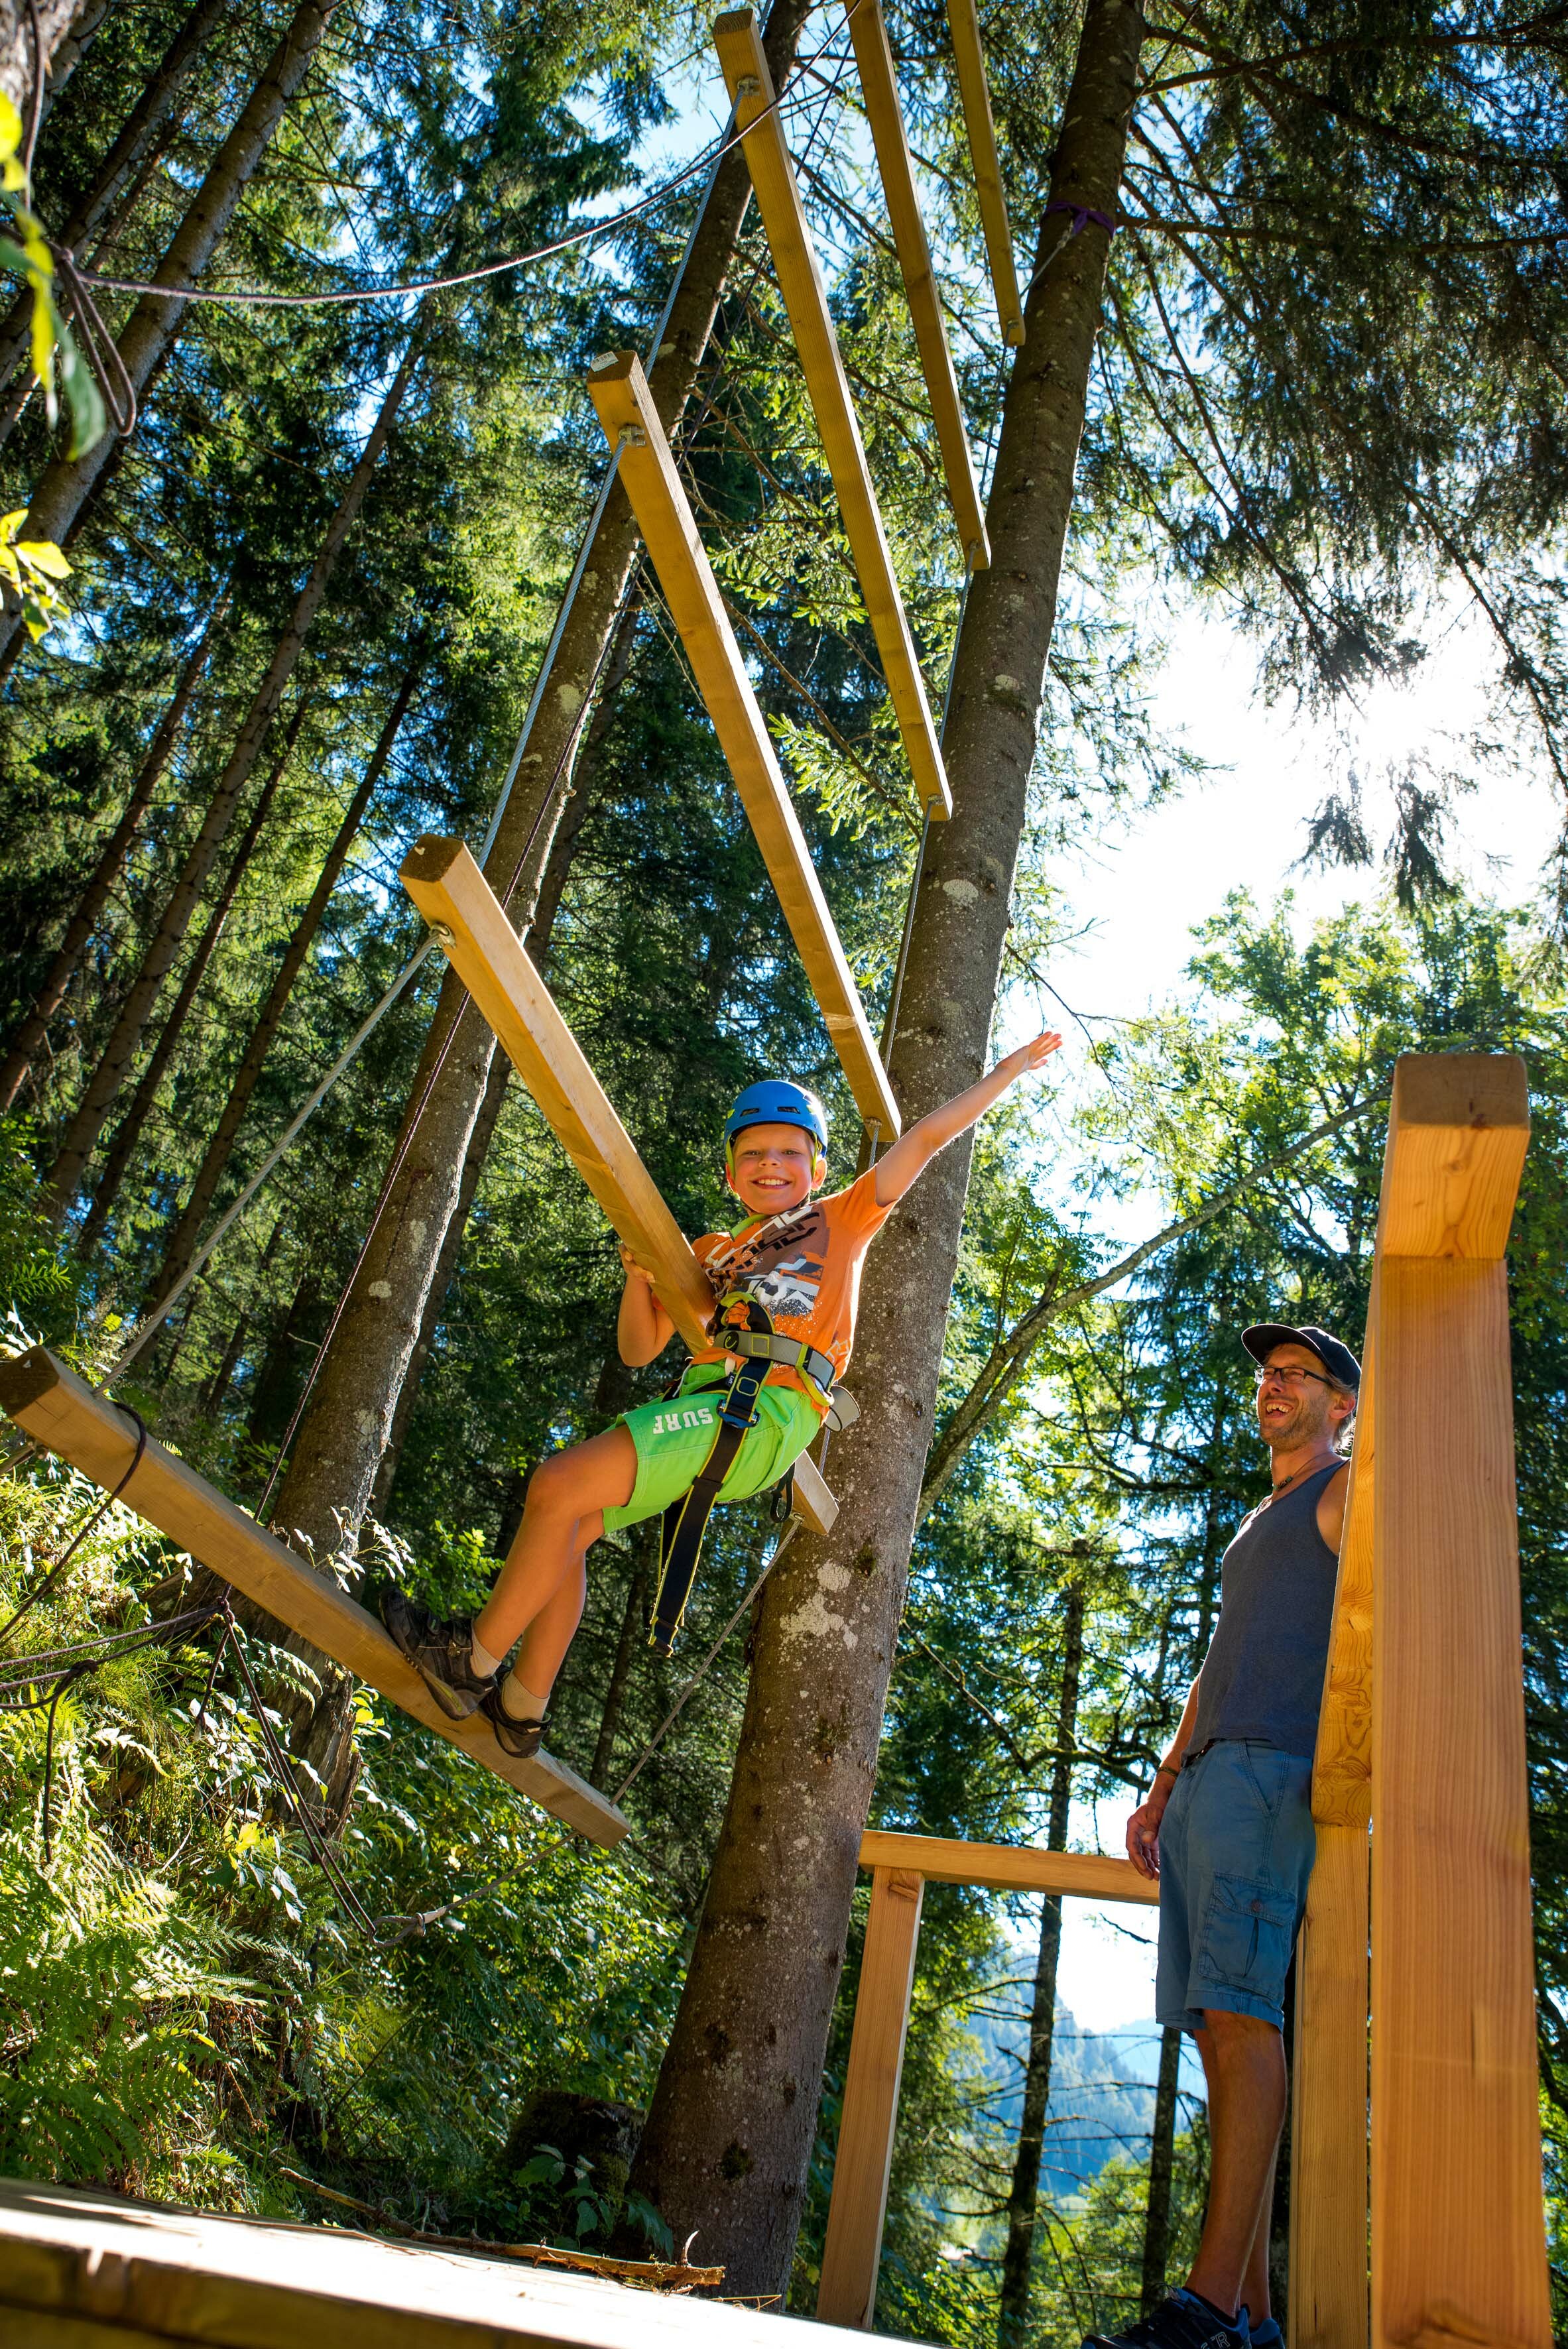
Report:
688,1171,893,1411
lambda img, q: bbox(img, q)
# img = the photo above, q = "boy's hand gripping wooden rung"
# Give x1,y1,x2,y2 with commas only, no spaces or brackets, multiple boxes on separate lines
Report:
585,352,902,1143
0,1348,629,1848
399,839,839,1539
706,11,953,825
841,0,989,572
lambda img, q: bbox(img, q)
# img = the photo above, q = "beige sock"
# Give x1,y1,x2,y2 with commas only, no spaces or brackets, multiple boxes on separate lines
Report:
470,1629,505,1679
500,1670,550,1723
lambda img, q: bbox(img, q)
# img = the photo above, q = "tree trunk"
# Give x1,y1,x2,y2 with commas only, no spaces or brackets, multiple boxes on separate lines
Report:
264,0,812,1573
366,601,639,1510
204,1213,284,1416
623,1,1143,2296
76,700,306,1253
41,331,418,1221
997,1583,1085,2346
0,583,227,1111
0,0,229,430
0,0,90,122
0,0,340,649
1141,2025,1184,2311
591,1531,655,1787
149,660,420,1307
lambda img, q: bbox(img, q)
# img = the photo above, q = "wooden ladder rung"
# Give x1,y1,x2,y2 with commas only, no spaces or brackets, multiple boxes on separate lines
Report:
842,0,990,571
0,1347,630,1848
944,0,1024,347
585,353,902,1141
398,839,840,1542
711,7,953,824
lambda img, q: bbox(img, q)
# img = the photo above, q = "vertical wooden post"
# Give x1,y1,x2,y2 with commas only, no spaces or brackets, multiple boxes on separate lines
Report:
817,1866,925,2329
1369,1057,1549,2348
1289,1820,1369,2349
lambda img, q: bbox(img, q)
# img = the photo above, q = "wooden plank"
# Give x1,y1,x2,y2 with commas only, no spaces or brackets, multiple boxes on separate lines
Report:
401,839,839,1543
1370,1254,1550,2348
1311,1286,1376,1828
858,1828,1157,1904
943,0,1024,347
1288,1820,1370,2349
0,2177,888,2348
402,837,716,1353
0,1349,629,1850
585,357,904,1136
841,0,989,570
817,1866,925,2329
709,11,953,824
1376,1052,1529,1258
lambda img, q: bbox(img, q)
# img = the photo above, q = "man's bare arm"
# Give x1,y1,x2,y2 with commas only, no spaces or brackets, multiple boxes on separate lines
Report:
1126,1674,1203,1880
1316,1460,1352,1555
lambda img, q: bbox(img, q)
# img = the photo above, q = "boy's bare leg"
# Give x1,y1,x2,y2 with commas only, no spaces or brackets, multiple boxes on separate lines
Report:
1187,2010,1285,2319
511,1546,589,1701
474,1424,636,1659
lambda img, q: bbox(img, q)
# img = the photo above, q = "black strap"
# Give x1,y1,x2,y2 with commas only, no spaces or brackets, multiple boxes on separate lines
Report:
650,1305,775,1657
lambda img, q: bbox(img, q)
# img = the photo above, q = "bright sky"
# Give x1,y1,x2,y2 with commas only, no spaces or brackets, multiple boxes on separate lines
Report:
1017,592,1561,2032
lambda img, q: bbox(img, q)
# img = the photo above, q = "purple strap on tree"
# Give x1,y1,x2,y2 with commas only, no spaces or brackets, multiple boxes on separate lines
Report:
1044,199,1118,237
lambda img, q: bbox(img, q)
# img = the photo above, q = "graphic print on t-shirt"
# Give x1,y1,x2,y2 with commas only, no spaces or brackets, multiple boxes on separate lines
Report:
745,1250,823,1323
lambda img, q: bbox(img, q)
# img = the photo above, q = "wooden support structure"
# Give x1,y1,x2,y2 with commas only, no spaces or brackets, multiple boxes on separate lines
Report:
0,2177,884,2346
943,0,1024,347
0,1348,629,1848
817,1829,1154,2329
583,355,904,1144
709,11,953,823
840,0,989,570
399,837,839,1541
1290,1054,1548,2349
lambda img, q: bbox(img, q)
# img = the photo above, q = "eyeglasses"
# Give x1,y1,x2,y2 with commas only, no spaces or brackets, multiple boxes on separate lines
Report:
1253,1364,1333,1392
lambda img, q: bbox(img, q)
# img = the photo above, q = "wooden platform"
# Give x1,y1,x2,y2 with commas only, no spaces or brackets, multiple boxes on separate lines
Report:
0,1349,629,1848
0,2179,925,2346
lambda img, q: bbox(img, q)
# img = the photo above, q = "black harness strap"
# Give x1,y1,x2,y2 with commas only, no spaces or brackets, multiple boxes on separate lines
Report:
650,1300,777,1657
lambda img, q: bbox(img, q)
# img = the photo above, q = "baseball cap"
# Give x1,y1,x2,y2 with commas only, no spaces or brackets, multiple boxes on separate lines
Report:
1241,1322,1361,1390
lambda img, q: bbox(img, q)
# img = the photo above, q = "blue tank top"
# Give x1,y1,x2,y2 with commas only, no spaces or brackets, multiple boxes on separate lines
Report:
1191,1463,1341,1762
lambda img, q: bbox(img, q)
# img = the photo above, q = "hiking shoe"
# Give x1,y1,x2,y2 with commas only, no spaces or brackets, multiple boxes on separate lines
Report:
481,1680,544,1758
1083,2291,1249,2349
1245,2324,1280,2349
381,1591,491,1720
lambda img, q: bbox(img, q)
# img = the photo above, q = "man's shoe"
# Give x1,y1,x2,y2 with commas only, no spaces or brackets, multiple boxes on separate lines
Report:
1245,2324,1280,2349
382,1591,492,1719
1083,2290,1249,2349
481,1681,544,1758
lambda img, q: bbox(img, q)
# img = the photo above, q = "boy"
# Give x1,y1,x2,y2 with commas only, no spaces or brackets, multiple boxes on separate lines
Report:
385,1027,1062,1756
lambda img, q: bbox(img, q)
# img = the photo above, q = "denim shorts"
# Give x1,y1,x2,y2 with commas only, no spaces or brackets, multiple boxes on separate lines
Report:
1155,1740,1316,2035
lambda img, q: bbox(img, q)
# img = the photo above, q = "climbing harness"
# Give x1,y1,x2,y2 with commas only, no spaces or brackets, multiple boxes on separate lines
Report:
650,1297,782,1657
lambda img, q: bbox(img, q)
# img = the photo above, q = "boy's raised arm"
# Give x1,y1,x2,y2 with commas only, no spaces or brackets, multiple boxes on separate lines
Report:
872,1029,1063,1208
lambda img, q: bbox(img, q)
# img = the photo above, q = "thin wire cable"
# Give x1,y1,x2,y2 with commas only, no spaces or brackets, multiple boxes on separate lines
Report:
101,936,438,1384
60,25,852,313
0,1406,146,1650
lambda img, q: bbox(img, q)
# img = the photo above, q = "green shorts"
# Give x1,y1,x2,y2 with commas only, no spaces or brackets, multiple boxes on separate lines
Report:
602,1366,822,1534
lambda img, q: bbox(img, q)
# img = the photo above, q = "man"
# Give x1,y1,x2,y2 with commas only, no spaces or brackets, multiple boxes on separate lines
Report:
1087,1322,1360,2349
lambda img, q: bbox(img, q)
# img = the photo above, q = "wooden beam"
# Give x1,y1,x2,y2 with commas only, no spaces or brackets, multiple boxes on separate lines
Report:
710,11,953,823
1288,1820,1370,2349
584,356,903,1138
857,1828,1157,1904
943,0,1024,346
817,1865,924,2329
841,0,989,570
1376,1051,1530,1258
402,837,715,1353
399,839,839,1540
1371,1252,1549,2348
0,1348,628,1849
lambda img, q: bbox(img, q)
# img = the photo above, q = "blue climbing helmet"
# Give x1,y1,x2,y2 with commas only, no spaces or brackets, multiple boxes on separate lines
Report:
723,1079,829,1166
